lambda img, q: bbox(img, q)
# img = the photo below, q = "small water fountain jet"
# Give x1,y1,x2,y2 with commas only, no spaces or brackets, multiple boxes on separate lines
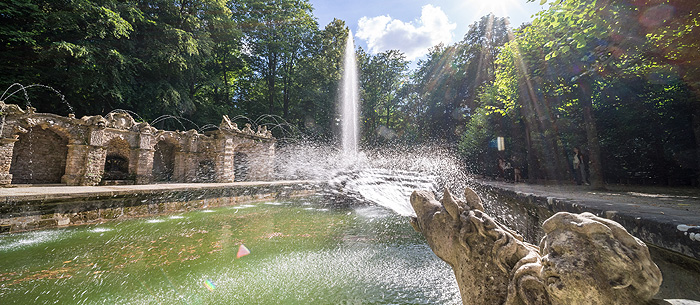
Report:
340,31,360,159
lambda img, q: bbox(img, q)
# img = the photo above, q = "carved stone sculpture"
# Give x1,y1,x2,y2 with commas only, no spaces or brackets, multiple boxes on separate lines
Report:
133,122,156,134
104,112,136,130
242,123,254,134
79,115,107,128
410,188,664,305
219,115,240,132
0,102,25,115
540,212,662,305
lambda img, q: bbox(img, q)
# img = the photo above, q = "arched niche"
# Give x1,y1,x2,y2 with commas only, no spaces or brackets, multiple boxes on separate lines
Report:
103,138,131,181
196,159,215,182
234,152,250,182
10,127,68,184
152,140,178,182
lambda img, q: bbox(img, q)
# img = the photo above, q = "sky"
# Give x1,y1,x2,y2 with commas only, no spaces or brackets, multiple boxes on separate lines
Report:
308,0,546,63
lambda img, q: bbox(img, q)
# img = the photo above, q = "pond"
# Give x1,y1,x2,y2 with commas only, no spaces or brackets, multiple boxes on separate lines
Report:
0,196,460,304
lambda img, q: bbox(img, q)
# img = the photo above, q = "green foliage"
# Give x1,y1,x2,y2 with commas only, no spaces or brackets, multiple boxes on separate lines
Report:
477,0,700,185
409,14,512,142
2,0,699,185
458,106,496,173
358,48,409,143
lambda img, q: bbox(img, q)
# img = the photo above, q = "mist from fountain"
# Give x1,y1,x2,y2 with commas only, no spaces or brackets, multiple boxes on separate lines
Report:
271,32,473,217
274,143,471,216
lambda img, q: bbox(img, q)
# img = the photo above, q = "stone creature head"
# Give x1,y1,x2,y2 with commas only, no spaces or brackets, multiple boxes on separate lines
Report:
0,102,26,115
79,115,107,128
540,212,662,305
410,189,663,305
410,188,544,305
105,112,136,130
409,188,483,266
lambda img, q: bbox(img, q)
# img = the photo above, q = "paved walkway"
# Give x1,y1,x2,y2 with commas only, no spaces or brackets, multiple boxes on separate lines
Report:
479,180,700,214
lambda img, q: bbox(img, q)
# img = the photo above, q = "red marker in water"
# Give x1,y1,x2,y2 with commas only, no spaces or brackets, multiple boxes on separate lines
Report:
237,244,250,258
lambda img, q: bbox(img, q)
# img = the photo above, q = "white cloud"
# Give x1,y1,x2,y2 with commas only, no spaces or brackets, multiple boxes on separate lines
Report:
356,5,456,60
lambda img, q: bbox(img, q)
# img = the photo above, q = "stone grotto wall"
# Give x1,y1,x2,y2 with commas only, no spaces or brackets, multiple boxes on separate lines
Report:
0,102,275,186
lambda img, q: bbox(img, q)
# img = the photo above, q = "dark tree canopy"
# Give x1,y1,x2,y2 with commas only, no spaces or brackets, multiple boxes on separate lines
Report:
1,0,699,185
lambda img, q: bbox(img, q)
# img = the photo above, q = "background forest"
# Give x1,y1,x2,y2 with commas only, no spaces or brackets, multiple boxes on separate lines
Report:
1,0,699,186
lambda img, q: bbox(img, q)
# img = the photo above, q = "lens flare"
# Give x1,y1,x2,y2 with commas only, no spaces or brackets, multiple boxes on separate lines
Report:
237,244,251,258
204,279,216,291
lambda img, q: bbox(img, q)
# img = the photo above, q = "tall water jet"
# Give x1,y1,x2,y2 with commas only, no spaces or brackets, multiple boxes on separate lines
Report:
340,31,359,157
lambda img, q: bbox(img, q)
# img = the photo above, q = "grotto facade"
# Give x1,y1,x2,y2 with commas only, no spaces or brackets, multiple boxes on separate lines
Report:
0,102,275,186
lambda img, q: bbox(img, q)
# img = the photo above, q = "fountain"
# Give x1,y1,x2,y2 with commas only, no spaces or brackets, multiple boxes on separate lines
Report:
0,77,463,303
1,26,698,305
340,31,360,158
321,31,467,216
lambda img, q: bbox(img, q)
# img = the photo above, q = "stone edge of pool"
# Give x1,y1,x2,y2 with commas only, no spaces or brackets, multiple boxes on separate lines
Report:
473,180,700,261
0,181,326,233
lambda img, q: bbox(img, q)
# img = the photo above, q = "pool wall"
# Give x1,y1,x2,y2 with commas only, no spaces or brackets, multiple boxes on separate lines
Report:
0,181,322,233
475,182,700,301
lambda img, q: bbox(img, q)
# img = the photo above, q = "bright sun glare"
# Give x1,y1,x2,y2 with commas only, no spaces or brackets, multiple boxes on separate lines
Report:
472,0,528,21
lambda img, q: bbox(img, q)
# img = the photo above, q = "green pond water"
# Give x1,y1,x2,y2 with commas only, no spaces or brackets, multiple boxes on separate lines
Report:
0,197,460,304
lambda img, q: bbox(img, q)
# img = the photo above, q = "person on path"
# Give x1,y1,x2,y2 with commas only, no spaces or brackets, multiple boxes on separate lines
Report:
572,147,589,185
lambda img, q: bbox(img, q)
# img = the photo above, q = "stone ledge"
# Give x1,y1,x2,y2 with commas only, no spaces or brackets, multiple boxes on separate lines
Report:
0,181,324,233
471,180,700,301
472,180,700,261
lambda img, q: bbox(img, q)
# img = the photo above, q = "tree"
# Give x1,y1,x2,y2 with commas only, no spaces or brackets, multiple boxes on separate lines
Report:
231,0,317,118
471,0,700,186
358,49,409,143
293,18,349,140
411,14,511,143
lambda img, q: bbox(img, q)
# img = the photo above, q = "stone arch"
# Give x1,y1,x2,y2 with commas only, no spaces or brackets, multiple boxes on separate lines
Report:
10,127,69,184
152,139,179,182
234,152,250,182
22,115,78,144
103,138,131,181
196,159,216,182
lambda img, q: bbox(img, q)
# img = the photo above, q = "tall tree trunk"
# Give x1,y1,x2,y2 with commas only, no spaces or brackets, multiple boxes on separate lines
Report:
541,94,571,182
514,55,571,183
282,66,290,119
386,102,391,128
282,52,296,120
222,48,230,105
692,100,700,186
267,52,277,115
523,121,539,182
579,80,605,189
518,94,541,182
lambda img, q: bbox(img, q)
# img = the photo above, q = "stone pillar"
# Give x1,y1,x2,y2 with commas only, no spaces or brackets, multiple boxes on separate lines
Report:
133,148,155,184
63,144,87,185
262,141,275,180
215,136,235,183
0,137,18,185
173,151,187,182
82,145,107,186
63,144,107,186
181,133,200,182
247,141,275,181
132,132,155,184
179,152,199,182
63,127,107,186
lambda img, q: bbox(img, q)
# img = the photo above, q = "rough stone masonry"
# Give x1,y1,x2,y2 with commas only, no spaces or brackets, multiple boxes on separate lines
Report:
0,102,275,186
